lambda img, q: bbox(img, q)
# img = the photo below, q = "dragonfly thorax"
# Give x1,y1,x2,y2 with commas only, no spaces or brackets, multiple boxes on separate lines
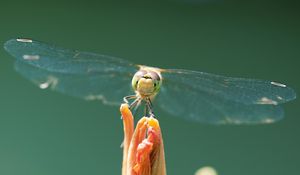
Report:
132,69,162,99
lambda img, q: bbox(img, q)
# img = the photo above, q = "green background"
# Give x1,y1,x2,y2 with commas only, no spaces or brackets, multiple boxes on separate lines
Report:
0,0,299,174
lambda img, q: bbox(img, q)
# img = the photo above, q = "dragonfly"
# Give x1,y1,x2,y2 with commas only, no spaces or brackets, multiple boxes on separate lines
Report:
4,38,296,124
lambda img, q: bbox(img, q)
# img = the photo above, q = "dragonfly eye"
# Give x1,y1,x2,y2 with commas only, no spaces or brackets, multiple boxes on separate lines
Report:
132,70,147,90
148,71,160,81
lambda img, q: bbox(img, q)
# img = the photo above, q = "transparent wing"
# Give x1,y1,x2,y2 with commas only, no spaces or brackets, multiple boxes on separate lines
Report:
4,38,138,105
156,69,296,124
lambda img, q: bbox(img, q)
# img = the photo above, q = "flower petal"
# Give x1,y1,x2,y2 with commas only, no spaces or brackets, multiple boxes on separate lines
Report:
127,117,148,175
147,118,167,175
120,104,167,175
120,104,134,175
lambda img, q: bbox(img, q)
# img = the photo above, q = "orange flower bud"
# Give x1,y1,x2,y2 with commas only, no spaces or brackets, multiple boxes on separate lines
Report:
120,104,167,175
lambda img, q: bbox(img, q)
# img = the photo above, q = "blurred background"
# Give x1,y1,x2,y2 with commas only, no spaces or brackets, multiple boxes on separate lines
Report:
0,0,299,174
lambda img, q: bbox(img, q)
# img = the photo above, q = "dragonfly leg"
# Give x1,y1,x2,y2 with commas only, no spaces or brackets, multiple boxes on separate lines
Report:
132,100,142,117
121,97,141,120
123,95,136,104
130,98,142,117
129,98,140,110
146,98,155,118
144,101,149,117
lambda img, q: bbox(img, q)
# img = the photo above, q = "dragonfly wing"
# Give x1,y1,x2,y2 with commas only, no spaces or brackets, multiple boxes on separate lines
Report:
156,69,295,124
161,69,296,105
5,39,138,105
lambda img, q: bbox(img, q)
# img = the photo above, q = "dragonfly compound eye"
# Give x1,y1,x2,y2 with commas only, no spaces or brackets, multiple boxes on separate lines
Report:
132,70,147,90
147,70,162,92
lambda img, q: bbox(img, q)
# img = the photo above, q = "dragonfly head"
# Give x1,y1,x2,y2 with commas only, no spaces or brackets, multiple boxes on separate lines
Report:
132,69,162,98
